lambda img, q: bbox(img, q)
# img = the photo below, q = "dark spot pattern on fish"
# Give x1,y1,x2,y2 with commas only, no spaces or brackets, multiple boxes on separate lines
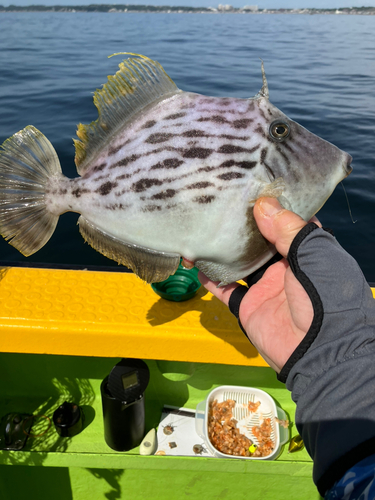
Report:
197,166,216,173
132,178,164,192
146,133,174,144
179,101,197,110
254,124,267,138
219,159,257,169
150,158,184,170
198,97,216,104
108,144,123,156
199,108,234,115
93,175,107,182
72,187,90,198
96,181,118,196
143,205,162,212
260,148,268,164
144,147,166,156
92,163,107,172
116,173,132,180
219,160,236,168
186,181,215,190
218,144,252,154
182,129,208,138
105,203,128,210
275,145,291,166
239,161,257,169
109,138,133,156
150,189,176,200
181,130,248,141
219,134,249,141
257,106,267,120
233,119,254,129
217,172,245,181
194,195,215,204
142,120,157,129
197,115,228,125
280,141,294,154
111,154,141,169
165,112,187,120
59,188,67,195
182,147,213,159
217,99,232,106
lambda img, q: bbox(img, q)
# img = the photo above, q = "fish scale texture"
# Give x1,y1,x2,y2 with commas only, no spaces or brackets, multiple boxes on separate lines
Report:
0,266,266,364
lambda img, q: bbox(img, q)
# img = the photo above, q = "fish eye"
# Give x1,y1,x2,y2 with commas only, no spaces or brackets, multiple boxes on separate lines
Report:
269,121,290,142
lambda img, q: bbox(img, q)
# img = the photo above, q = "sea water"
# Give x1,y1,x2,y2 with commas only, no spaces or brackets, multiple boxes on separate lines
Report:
0,12,374,280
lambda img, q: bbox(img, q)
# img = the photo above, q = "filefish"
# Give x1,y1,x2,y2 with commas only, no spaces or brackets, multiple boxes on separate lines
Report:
0,54,352,284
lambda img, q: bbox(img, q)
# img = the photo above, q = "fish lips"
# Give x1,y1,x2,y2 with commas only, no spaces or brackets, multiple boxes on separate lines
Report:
344,153,353,177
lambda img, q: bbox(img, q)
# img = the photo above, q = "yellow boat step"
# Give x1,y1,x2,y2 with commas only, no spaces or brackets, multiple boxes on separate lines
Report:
0,266,262,365
0,266,373,366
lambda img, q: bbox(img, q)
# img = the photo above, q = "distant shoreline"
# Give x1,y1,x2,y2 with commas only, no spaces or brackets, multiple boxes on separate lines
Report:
1,5,375,15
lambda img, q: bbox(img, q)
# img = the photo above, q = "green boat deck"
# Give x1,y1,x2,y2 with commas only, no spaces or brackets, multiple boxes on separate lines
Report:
0,267,356,499
0,353,321,499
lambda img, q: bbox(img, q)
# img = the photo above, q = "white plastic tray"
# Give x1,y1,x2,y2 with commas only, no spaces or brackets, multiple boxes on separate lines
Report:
195,385,289,460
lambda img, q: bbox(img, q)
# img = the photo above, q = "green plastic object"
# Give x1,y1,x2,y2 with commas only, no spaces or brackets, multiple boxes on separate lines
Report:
151,265,201,302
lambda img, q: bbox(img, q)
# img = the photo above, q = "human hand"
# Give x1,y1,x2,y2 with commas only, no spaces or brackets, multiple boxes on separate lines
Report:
199,197,321,373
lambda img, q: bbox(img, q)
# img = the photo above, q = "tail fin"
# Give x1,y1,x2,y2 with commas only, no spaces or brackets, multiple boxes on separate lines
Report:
0,125,62,256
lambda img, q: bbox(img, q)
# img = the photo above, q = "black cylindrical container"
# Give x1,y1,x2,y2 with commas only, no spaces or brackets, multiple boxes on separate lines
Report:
100,376,145,451
53,401,84,438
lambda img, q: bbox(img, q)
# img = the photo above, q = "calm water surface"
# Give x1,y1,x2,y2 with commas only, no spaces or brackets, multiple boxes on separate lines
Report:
0,13,374,279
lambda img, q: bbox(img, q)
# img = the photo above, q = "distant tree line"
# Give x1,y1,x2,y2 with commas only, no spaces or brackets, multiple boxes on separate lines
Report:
0,4,212,11
0,4,374,13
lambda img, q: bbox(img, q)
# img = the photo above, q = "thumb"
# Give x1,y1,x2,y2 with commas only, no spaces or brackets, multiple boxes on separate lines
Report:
254,197,309,258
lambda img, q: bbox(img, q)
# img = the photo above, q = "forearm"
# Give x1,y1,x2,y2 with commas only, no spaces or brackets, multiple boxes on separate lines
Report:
288,343,375,495
280,224,375,496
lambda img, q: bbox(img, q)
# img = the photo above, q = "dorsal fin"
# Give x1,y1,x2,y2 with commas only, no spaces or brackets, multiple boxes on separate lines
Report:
74,53,181,175
254,60,269,100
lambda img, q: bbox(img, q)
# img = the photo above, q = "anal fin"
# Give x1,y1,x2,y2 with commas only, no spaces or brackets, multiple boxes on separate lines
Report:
78,216,180,283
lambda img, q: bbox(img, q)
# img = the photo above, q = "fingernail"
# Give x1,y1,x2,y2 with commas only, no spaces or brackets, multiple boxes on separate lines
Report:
258,198,283,217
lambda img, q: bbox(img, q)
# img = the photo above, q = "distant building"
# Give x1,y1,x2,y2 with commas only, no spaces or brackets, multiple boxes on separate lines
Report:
218,4,234,11
242,5,258,11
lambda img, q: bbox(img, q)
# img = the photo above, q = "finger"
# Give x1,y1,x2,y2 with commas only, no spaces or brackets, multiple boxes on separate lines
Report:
253,197,310,258
198,271,240,307
309,215,322,227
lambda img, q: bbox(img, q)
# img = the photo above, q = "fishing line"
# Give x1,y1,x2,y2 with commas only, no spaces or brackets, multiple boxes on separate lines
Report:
341,182,357,224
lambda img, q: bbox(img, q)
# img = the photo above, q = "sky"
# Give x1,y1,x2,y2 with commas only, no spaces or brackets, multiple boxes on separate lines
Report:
1,0,374,7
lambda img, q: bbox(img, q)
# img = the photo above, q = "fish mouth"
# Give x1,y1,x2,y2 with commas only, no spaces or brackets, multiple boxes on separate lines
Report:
344,154,353,177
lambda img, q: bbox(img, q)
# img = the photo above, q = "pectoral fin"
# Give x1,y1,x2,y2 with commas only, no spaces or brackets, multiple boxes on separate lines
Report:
251,177,286,201
78,216,180,283
249,177,292,209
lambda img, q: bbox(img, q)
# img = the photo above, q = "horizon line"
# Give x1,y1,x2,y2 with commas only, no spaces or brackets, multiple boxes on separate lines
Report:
1,4,374,8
